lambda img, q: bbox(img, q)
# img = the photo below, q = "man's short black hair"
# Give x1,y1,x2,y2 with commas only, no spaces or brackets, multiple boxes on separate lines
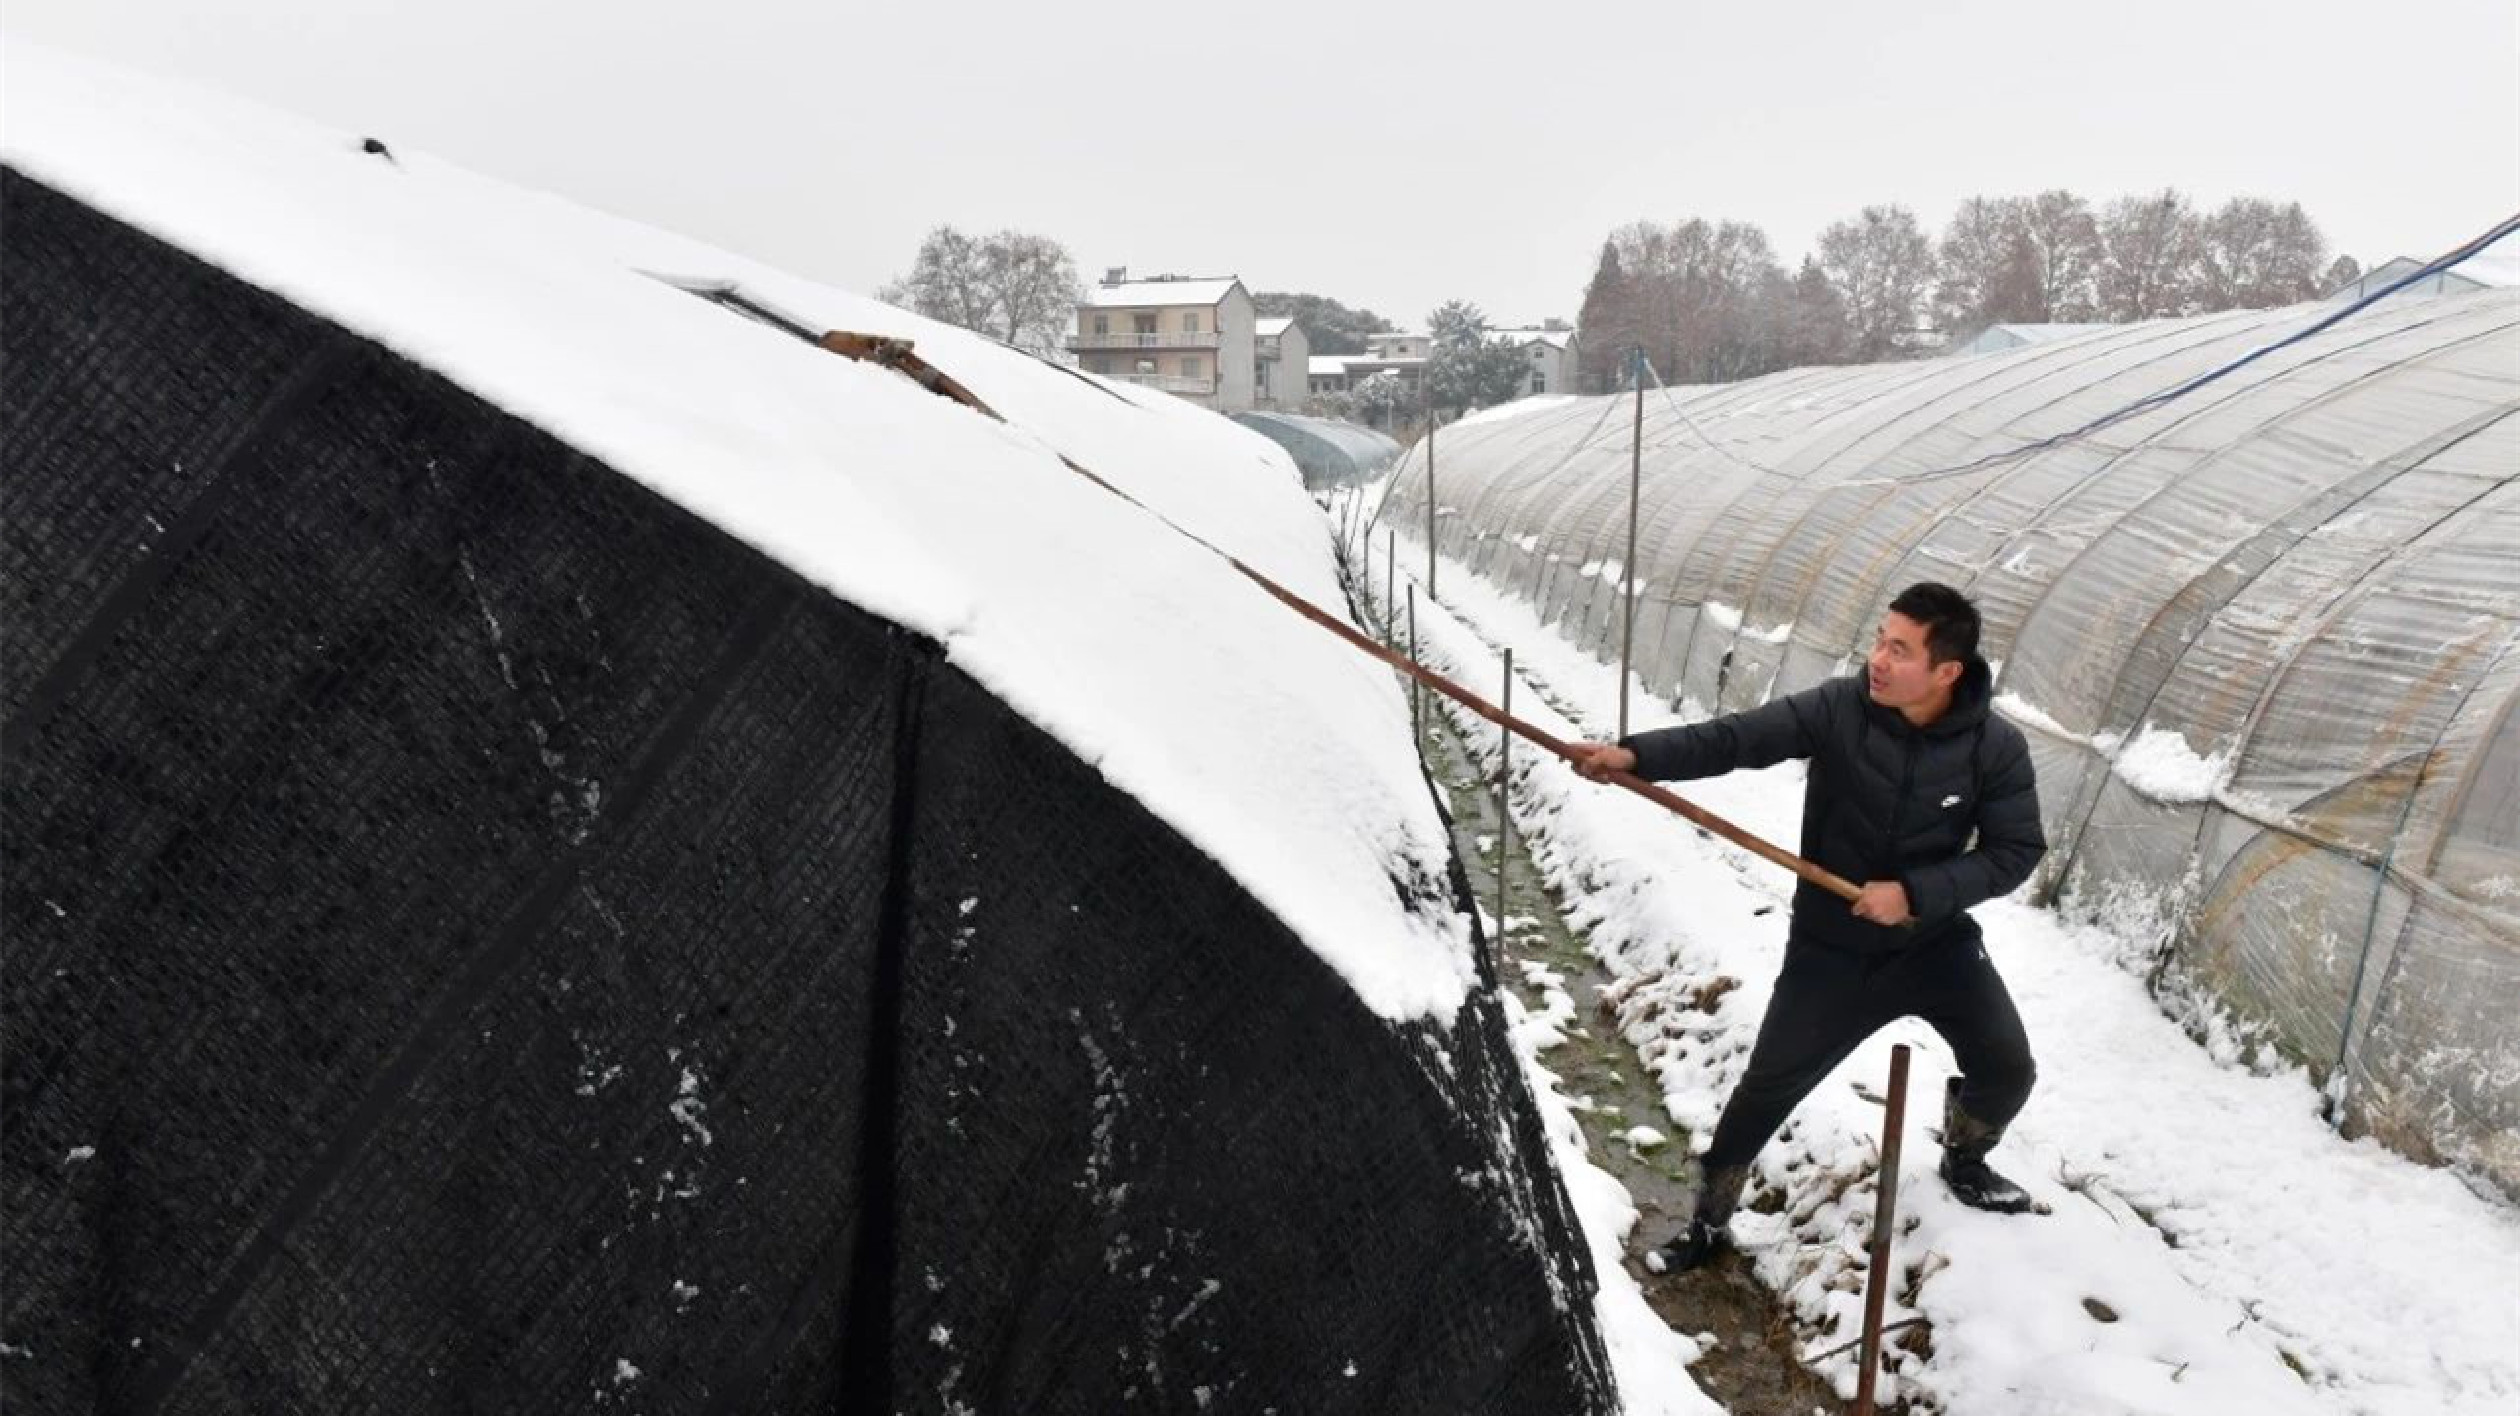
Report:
1889,581,1982,666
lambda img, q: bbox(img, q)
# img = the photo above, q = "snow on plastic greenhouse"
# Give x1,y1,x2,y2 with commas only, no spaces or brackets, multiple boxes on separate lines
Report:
1380,290,2520,1198
1231,409,1403,488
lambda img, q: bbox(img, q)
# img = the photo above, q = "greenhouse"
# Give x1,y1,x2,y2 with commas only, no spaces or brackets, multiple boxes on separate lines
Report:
1380,290,2520,1198
2,45,1614,1413
1231,409,1403,488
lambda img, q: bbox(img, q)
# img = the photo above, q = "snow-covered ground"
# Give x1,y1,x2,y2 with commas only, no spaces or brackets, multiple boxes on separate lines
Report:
1362,506,2520,1416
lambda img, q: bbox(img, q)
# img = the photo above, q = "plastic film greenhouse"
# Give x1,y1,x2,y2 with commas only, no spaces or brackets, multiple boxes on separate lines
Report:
1381,290,2520,1198
1231,410,1403,488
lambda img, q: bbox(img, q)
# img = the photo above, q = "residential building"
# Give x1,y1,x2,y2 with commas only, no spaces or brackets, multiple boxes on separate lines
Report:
1306,325,1580,401
1069,269,1257,411
1254,317,1310,408
1491,326,1582,396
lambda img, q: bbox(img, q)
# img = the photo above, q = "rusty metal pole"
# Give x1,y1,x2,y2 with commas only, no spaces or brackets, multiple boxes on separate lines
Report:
1620,347,1644,739
1855,1043,1914,1416
1497,648,1513,945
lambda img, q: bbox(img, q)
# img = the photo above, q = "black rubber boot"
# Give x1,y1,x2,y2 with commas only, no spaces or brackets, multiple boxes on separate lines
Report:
1643,1162,1749,1275
1940,1076,2038,1214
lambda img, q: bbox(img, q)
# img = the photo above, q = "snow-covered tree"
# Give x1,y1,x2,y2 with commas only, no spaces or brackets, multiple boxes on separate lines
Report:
1347,369,1412,424
1426,301,1530,412
878,225,1085,357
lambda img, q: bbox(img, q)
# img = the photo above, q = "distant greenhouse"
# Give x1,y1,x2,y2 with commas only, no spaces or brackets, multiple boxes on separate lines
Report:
1232,410,1402,488
1381,289,2520,1197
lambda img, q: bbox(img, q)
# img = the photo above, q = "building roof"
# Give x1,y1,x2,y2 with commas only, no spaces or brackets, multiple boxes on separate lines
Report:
1492,327,1575,351
1308,355,1353,377
1256,316,1295,336
1081,276,1244,309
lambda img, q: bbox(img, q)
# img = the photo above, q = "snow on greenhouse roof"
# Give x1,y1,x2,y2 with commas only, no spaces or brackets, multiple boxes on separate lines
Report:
1081,276,1243,308
0,39,1476,1023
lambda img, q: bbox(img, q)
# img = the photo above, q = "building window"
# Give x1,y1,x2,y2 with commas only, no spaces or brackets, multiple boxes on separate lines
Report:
1093,314,1110,335
1135,314,1158,335
1183,312,1202,334
1181,356,1204,379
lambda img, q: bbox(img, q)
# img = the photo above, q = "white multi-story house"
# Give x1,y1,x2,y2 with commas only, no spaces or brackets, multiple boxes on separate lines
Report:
1306,325,1579,400
1069,270,1257,411
1254,317,1310,408
1491,326,1582,396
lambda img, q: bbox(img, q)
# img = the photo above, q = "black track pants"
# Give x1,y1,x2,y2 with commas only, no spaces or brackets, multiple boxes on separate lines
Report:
1700,931,2035,1171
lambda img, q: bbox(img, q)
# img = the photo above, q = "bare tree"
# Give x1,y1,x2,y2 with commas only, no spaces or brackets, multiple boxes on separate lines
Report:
2097,190,2202,321
2018,189,2104,321
2324,253,2364,294
2194,198,2329,310
1938,192,2109,338
1938,197,2041,340
879,225,1085,357
1578,218,1791,385
1817,204,1935,359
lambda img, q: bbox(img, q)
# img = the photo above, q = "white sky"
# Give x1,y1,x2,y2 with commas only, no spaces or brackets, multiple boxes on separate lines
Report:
8,0,2516,329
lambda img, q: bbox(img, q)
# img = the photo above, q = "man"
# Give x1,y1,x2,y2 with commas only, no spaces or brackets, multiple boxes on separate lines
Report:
1572,582,2047,1275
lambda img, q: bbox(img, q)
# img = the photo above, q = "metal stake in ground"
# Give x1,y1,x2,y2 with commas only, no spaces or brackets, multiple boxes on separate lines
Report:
1425,396,1438,598
1407,585,1421,742
1619,347,1645,738
1497,648,1512,955
1385,528,1397,638
1855,1043,1913,1416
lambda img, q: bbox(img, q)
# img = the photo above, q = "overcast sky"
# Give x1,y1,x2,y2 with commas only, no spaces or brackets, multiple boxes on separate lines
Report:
9,1,2517,329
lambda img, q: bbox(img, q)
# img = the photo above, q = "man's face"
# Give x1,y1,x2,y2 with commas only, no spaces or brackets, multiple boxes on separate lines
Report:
1868,610,1960,709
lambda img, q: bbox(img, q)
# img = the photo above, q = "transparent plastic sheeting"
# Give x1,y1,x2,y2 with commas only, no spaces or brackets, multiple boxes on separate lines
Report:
1231,411,1402,488
1382,291,2520,1198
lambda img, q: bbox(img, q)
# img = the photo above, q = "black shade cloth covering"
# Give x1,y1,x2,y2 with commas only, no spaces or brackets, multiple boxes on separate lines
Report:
2,169,1617,1415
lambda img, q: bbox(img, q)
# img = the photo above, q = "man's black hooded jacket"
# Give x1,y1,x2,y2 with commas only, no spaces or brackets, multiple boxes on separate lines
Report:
1617,659,2047,954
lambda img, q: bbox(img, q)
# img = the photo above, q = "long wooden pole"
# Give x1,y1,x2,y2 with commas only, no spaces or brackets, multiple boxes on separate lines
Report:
809,329,1867,910
1227,554,1862,905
